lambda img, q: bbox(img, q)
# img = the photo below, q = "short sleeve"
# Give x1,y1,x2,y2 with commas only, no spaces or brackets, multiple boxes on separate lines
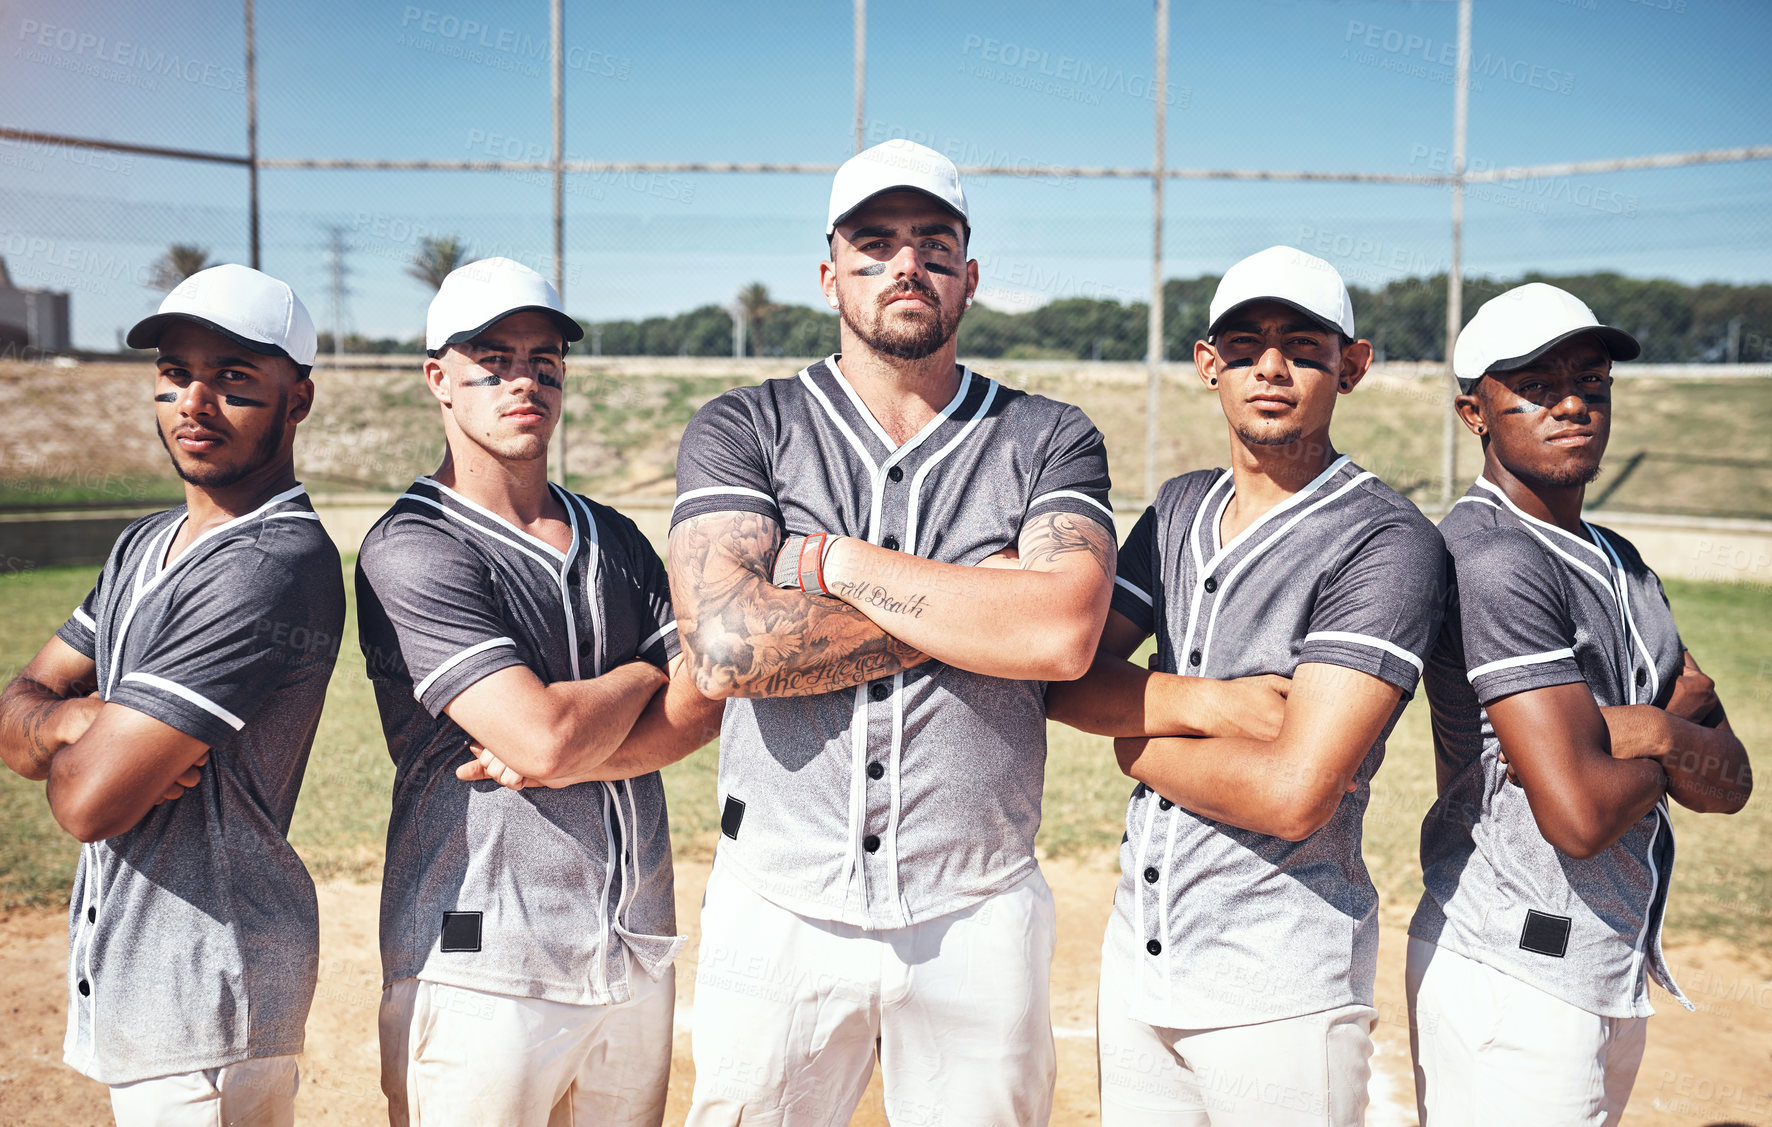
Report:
1298,514,1450,697
108,548,338,748
670,390,782,531
356,521,528,717
1024,403,1115,534
625,520,680,668
56,582,101,658
1446,529,1585,705
1110,506,1158,635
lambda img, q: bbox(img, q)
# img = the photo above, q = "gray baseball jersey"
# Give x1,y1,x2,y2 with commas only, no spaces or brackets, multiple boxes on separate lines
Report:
51,483,343,1084
1106,456,1447,1028
671,356,1113,929
1410,477,1691,1018
356,477,681,1007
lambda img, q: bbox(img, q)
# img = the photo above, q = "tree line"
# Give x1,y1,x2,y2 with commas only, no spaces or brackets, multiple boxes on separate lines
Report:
580,272,1772,364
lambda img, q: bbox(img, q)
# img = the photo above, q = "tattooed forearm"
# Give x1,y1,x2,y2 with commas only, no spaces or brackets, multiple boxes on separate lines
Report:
0,674,82,779
670,512,926,699
1019,512,1116,577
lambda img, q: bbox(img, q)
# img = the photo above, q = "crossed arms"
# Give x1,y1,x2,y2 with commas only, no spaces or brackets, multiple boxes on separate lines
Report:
0,638,210,842
668,507,1117,699
1489,650,1751,859
1047,611,1399,842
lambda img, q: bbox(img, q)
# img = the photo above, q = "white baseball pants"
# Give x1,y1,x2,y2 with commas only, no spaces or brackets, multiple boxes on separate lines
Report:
1097,925,1376,1126
1406,937,1646,1126
108,1054,298,1127
379,963,675,1127
685,859,1058,1127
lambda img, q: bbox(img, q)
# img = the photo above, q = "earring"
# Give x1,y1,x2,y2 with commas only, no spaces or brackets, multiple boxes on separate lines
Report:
1475,426,1485,434
964,296,974,307
1339,381,1348,390
1208,377,1218,387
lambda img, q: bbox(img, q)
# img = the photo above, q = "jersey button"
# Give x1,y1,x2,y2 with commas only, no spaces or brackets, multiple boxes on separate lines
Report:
870,682,890,701
882,535,900,551
863,834,881,853
1635,668,1647,687
867,762,885,780
1188,650,1201,667
1203,577,1217,593
1158,798,1174,811
86,906,96,923
887,465,904,483
1143,867,1159,884
78,979,91,996
1145,939,1162,956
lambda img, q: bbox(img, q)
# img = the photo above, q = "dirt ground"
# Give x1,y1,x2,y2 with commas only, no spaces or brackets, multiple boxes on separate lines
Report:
1,858,1767,1126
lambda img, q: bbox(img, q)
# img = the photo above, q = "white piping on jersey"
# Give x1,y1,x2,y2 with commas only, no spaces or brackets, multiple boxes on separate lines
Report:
885,668,908,928
1626,803,1665,1013
413,638,518,702
1302,631,1425,674
801,361,986,915
1130,785,1162,973
1031,489,1115,520
1589,526,1659,706
105,483,310,700
904,379,999,553
417,476,571,562
560,489,606,678
1114,576,1153,606
1197,465,1374,674
1175,474,1236,675
265,511,323,523
1155,790,1182,988
72,845,101,1070
72,605,96,630
119,672,245,730
638,621,677,653
1473,478,1608,562
594,785,618,998
1463,479,1653,704
672,485,778,514
1465,647,1576,684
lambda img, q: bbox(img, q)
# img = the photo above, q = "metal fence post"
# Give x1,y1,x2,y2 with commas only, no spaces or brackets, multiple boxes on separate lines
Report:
1441,0,1473,512
1145,0,1169,507
245,0,260,269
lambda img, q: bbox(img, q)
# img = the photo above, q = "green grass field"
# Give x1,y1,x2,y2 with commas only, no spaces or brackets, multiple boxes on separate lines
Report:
2,561,1767,952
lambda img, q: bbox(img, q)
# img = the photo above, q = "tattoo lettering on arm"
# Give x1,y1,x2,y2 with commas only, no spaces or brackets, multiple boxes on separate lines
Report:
671,512,926,699
1,669,97,777
1019,511,1116,578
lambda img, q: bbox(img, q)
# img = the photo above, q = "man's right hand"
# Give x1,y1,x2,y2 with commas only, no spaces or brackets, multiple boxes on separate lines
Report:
1665,650,1721,726
1201,674,1292,741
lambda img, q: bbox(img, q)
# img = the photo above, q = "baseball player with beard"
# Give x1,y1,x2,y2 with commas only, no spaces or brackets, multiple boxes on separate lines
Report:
669,139,1117,1125
1048,246,1449,1126
0,265,343,1125
356,258,723,1126
1408,283,1752,1125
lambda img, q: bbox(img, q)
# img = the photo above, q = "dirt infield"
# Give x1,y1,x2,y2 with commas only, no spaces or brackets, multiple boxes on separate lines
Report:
2,857,1767,1126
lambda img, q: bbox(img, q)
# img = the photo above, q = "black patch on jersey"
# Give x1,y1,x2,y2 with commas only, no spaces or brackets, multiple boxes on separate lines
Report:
441,911,483,952
721,795,746,841
1519,910,1571,958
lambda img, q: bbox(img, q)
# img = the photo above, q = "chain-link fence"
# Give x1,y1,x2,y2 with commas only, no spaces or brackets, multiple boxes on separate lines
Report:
2,0,1768,515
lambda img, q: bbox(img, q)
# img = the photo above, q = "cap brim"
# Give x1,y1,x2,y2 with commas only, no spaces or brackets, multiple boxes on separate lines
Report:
827,188,970,237
126,312,291,359
1484,325,1640,375
431,306,585,356
1207,297,1346,341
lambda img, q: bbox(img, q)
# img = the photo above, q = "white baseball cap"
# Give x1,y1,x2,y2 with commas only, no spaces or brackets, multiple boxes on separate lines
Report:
127,263,317,368
826,139,970,237
1453,282,1639,392
426,257,584,356
1207,246,1356,340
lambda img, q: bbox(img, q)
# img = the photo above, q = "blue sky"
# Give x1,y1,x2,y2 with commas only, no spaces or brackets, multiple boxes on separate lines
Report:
3,0,1768,348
